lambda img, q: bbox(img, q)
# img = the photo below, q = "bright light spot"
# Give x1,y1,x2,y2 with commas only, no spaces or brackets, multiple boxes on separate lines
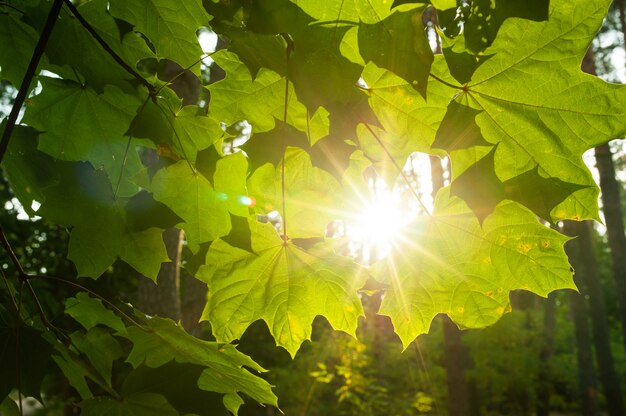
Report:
198,30,218,53
348,185,414,262
237,195,256,207
356,196,405,247
336,153,438,264
4,197,41,221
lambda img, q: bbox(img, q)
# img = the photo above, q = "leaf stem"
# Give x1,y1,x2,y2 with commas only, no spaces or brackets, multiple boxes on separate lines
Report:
0,0,63,164
33,274,147,329
155,98,196,173
113,95,151,198
428,72,464,90
362,123,432,216
61,0,157,97
280,33,294,245
281,76,289,244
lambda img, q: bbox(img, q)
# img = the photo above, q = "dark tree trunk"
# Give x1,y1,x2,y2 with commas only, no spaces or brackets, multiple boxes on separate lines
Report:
430,156,477,416
181,269,207,336
564,220,625,416
567,288,600,416
137,227,183,320
536,293,556,416
583,42,626,354
594,142,626,353
441,316,471,416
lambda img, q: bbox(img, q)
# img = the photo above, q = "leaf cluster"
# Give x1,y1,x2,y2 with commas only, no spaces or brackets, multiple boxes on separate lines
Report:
0,0,625,413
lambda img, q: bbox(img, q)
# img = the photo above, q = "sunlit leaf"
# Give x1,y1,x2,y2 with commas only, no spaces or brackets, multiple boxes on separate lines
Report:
198,219,367,356
373,191,574,347
108,0,210,73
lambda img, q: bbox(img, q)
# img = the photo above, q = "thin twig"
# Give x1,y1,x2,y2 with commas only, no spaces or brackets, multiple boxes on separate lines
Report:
113,53,217,196
0,0,64,164
155,52,217,96
32,274,147,329
24,280,69,341
0,267,19,313
0,1,25,14
61,0,156,97
0,226,26,277
362,123,432,216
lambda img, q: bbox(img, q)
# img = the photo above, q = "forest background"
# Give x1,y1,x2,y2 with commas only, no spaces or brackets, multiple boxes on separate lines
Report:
1,0,626,415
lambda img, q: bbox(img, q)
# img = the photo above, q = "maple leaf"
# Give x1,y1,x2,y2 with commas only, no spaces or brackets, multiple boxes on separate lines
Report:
108,0,210,74
247,147,342,238
198,219,368,356
372,191,574,347
120,316,278,414
4,130,168,279
434,0,626,222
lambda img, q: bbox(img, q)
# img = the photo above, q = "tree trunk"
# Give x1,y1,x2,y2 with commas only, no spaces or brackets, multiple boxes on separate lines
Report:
430,156,477,416
535,292,556,416
583,43,626,354
564,220,625,416
567,288,600,416
137,227,183,320
594,142,626,353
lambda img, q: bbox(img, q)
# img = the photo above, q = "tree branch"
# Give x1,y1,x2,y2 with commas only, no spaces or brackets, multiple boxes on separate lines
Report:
62,0,157,97
0,226,27,278
0,0,64,164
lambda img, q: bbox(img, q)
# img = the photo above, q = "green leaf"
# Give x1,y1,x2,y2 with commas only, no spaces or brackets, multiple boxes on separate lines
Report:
70,328,123,386
51,348,94,400
0,13,44,87
432,97,491,151
108,0,210,74
65,292,126,333
208,50,310,134
45,1,147,91
8,144,169,278
214,152,251,217
150,161,232,250
358,8,433,96
119,317,278,413
23,77,144,197
132,96,223,163
244,0,364,108
80,393,178,416
451,148,589,223
292,0,406,23
462,0,550,53
289,25,363,109
198,219,368,356
122,362,231,416
439,0,624,222
0,306,52,401
2,125,57,215
0,396,20,416
357,62,450,182
372,192,575,347
247,148,341,238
